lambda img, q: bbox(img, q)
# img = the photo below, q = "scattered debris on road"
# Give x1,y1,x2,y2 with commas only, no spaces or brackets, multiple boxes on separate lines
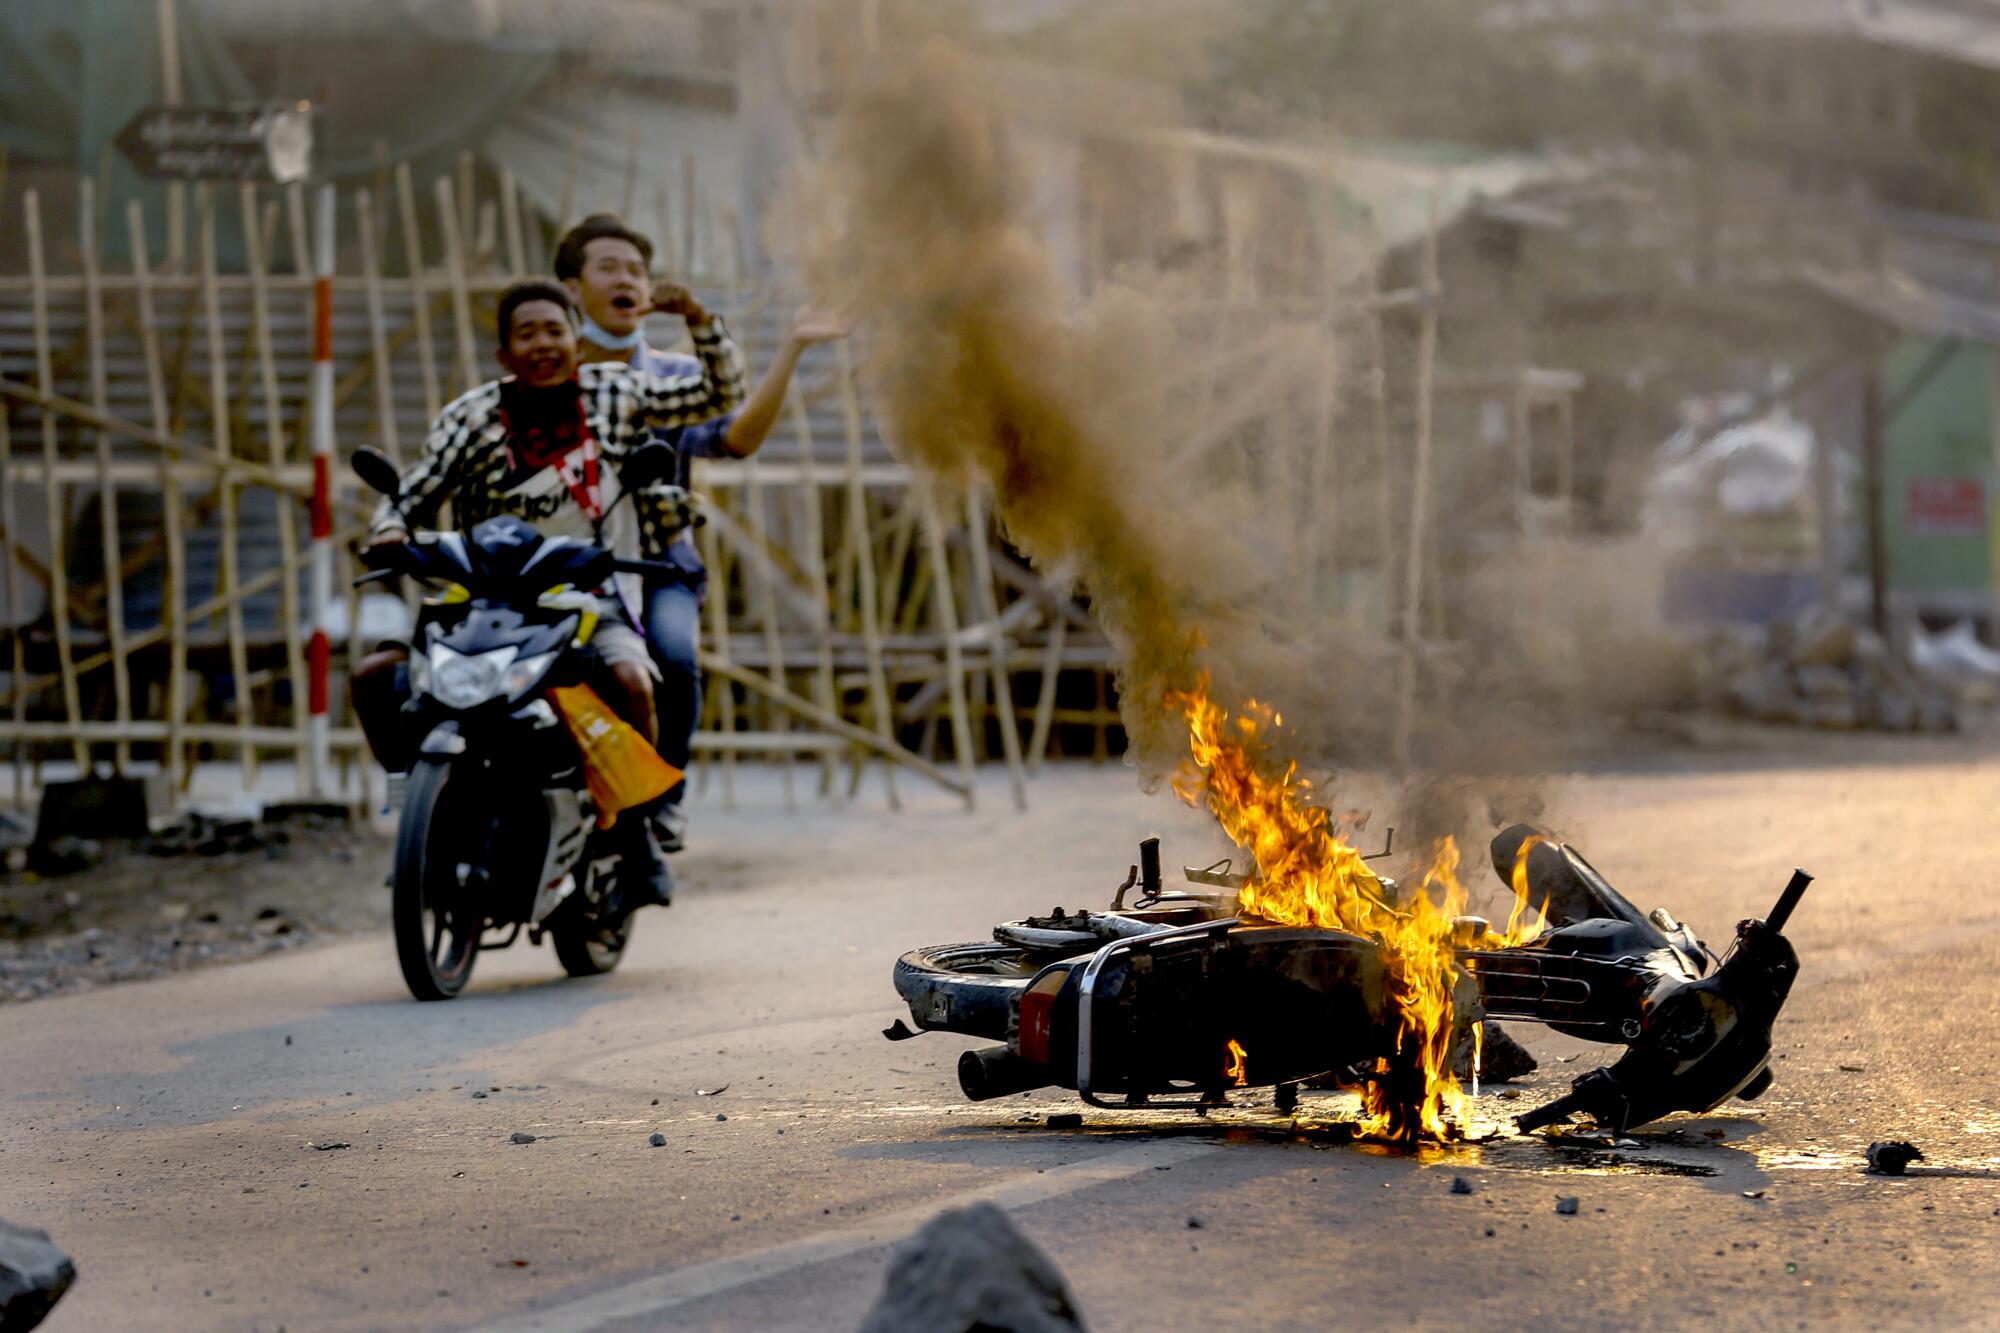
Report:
648,1133,666,1148
1555,1196,1580,1215
1451,1176,1474,1195
696,1085,729,1097
0,1217,77,1332
309,1141,351,1152
860,1202,1086,1333
510,1133,537,1145
1866,1141,1924,1175
1046,1113,1082,1130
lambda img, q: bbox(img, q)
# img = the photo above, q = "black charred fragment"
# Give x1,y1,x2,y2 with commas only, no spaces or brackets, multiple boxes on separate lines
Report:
1866,1141,1924,1175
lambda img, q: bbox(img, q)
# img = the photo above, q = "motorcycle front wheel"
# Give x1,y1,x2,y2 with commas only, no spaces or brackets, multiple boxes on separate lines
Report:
392,760,483,1000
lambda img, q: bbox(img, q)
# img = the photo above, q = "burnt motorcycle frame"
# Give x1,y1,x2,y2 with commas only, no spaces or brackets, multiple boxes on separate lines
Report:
895,829,1809,1135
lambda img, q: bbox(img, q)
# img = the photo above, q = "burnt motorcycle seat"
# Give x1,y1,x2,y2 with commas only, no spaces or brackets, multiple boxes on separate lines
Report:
1489,824,1651,931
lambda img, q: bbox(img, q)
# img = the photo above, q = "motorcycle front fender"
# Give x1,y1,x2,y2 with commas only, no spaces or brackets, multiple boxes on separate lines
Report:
417,720,467,759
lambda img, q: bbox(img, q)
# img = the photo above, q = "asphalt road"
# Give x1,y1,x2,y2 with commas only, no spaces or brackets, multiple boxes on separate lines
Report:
5,745,1999,1331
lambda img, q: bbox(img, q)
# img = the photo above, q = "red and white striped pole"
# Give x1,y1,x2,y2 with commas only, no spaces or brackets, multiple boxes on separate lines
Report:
307,183,335,799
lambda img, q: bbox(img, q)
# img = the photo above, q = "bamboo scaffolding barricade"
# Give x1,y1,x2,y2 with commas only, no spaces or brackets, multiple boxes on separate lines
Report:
0,165,1240,809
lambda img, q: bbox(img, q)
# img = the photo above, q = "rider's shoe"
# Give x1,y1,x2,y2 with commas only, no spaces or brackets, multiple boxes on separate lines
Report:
651,802,687,855
621,816,675,909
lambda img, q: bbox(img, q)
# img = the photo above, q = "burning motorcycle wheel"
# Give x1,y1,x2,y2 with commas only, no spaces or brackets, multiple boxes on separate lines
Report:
391,761,484,1001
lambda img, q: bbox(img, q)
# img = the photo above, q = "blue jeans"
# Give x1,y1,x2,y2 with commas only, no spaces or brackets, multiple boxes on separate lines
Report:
645,580,702,806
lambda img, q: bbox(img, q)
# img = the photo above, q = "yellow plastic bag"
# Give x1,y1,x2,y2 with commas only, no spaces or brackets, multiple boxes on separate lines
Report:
549,684,683,829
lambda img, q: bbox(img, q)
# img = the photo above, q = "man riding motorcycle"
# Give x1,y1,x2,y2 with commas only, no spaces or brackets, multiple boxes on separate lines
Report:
350,278,745,916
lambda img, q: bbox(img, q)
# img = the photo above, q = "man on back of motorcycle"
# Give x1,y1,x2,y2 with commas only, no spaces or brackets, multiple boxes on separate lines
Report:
556,214,851,854
351,277,745,912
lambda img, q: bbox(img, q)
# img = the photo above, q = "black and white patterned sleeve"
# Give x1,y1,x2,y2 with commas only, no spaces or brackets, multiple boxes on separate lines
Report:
370,388,490,539
621,316,747,434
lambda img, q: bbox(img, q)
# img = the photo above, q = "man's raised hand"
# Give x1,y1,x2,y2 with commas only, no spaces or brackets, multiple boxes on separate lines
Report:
789,305,854,346
644,280,710,326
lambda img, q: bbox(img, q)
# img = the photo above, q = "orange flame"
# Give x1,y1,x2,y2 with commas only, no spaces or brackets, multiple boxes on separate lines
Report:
1224,1038,1249,1088
1165,675,1551,1144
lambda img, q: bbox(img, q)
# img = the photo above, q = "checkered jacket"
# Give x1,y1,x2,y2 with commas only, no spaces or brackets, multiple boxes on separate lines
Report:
368,318,744,555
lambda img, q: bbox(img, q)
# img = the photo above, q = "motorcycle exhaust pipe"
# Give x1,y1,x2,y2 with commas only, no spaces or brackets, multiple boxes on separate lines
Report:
958,1046,1056,1101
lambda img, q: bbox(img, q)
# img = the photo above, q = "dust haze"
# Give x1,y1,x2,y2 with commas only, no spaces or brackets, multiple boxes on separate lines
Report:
777,21,1691,865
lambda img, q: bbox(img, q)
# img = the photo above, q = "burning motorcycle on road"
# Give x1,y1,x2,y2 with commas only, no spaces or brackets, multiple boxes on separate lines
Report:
892,825,1808,1143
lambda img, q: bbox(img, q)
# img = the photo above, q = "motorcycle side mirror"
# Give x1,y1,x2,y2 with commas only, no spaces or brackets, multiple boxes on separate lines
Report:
351,447,402,501
622,442,677,490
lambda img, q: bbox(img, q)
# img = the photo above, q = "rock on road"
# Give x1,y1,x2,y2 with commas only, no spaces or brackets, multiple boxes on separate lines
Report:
4,747,1999,1331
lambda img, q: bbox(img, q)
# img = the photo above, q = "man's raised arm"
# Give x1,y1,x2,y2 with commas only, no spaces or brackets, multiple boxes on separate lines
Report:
623,281,747,429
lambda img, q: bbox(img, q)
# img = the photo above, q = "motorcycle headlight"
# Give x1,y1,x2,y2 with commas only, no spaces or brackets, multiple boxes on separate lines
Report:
504,649,559,701
428,644,516,710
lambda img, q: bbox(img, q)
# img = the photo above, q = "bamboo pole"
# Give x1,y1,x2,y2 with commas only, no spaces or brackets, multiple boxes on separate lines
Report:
1391,200,1441,776
921,500,978,809
621,124,641,218
127,197,188,797
557,125,582,237
1306,344,1339,613
697,513,737,807
80,180,135,769
500,168,526,278
0,371,22,802
240,184,310,779
456,151,476,247
1027,603,1067,773
434,176,480,396
23,190,87,770
395,162,441,419
746,455,795,810
198,184,254,787
356,190,402,463
964,490,1026,808
1512,380,1532,534
734,298,796,810
835,339,899,809
1367,269,1395,639
785,392,839,796
654,185,679,290
681,153,698,277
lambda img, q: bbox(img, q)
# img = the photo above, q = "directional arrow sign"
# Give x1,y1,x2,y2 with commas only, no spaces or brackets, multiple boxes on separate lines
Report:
114,103,314,183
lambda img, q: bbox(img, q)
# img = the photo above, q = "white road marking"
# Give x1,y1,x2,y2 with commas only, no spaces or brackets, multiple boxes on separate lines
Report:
480,1136,1217,1332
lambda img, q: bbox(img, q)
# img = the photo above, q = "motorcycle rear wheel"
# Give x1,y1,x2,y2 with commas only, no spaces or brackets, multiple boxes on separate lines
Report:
392,760,483,1001
549,900,632,977
893,941,1046,1041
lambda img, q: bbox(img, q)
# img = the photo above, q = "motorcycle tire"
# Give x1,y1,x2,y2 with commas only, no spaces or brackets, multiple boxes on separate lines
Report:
893,941,1046,1041
549,901,632,978
392,760,482,1001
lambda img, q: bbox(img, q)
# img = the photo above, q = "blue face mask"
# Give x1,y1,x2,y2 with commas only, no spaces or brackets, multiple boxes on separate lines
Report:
579,312,645,352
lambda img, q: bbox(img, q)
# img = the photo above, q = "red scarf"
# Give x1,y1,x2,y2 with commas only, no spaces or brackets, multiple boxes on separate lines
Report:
498,379,589,471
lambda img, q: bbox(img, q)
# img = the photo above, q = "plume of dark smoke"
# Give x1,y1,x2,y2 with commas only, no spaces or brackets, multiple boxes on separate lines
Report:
787,42,1369,773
